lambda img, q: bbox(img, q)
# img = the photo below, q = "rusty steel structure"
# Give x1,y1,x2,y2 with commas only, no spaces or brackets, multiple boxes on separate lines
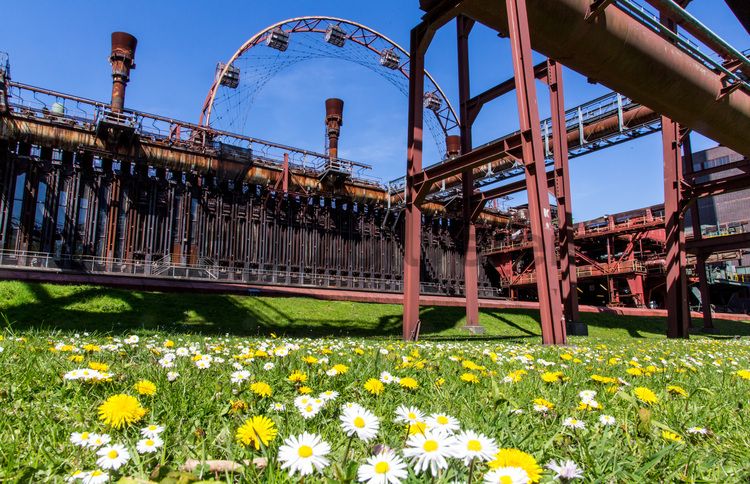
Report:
1,6,749,344
404,0,750,342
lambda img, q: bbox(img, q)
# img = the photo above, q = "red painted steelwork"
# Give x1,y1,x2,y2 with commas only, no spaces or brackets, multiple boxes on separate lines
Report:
662,116,690,338
443,0,750,156
546,59,584,335
506,0,566,344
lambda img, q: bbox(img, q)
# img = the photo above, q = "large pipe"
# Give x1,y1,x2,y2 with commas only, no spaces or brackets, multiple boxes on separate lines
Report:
452,0,750,156
109,32,137,113
434,104,659,193
325,98,344,159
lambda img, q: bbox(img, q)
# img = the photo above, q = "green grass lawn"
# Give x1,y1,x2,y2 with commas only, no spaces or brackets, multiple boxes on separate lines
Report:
0,280,748,342
2,281,750,482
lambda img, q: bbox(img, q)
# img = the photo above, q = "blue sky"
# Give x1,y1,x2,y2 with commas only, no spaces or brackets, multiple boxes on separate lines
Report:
1,1,747,220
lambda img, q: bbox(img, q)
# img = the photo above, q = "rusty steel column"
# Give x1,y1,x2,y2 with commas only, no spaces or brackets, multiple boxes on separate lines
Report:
683,134,714,331
109,32,137,113
457,15,482,332
507,0,566,345
662,116,690,338
546,59,585,336
403,24,431,341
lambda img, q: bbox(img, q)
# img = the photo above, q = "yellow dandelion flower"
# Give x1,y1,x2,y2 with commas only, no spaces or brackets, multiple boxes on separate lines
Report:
541,371,564,383
230,400,248,413
666,385,688,397
235,415,277,450
399,377,418,390
98,394,147,429
736,369,750,380
634,386,659,405
302,355,318,365
506,369,527,383
461,373,479,383
354,348,365,355
288,371,308,384
88,362,109,372
364,378,384,395
298,386,313,394
626,368,644,377
661,430,683,443
69,355,84,363
250,381,273,398
532,398,555,410
164,340,175,348
134,379,157,396
488,448,542,483
83,344,101,353
591,374,618,384
331,364,349,374
435,377,445,387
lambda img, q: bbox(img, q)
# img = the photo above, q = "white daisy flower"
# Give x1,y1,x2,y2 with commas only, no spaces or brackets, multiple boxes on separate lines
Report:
562,417,586,430
453,430,498,464
278,432,331,477
319,390,339,401
263,362,275,371
380,371,395,384
403,429,457,476
483,466,529,484
394,405,424,425
66,470,87,482
687,426,709,435
425,413,461,434
81,470,109,484
340,405,380,442
195,359,210,369
599,415,616,426
70,431,93,447
298,402,323,419
96,444,130,470
86,433,111,448
357,449,408,484
270,402,286,412
136,436,164,454
230,370,251,384
166,371,179,382
578,390,597,400
140,424,164,438
546,459,584,480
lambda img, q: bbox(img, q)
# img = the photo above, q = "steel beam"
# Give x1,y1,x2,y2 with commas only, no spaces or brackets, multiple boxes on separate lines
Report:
457,15,481,331
682,134,712,331
546,59,585,336
662,116,690,338
507,0,566,345
403,23,432,341
686,232,750,253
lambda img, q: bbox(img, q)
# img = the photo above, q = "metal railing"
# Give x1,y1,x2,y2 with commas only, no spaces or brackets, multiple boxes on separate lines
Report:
3,81,383,188
0,249,501,299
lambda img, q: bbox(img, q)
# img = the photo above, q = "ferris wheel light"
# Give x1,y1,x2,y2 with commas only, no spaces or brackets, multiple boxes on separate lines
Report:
423,91,442,112
379,48,401,69
266,28,290,51
216,63,240,88
325,24,346,47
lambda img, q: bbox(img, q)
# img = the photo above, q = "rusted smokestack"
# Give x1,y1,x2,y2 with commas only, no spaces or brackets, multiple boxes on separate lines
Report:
109,32,137,113
325,98,344,159
445,135,461,158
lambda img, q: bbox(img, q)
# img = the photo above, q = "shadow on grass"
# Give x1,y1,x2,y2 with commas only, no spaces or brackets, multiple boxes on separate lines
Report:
0,281,464,338
1,282,748,340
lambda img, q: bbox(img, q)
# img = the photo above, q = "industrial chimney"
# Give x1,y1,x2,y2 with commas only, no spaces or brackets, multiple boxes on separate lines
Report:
325,98,344,160
109,32,137,113
445,135,461,158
